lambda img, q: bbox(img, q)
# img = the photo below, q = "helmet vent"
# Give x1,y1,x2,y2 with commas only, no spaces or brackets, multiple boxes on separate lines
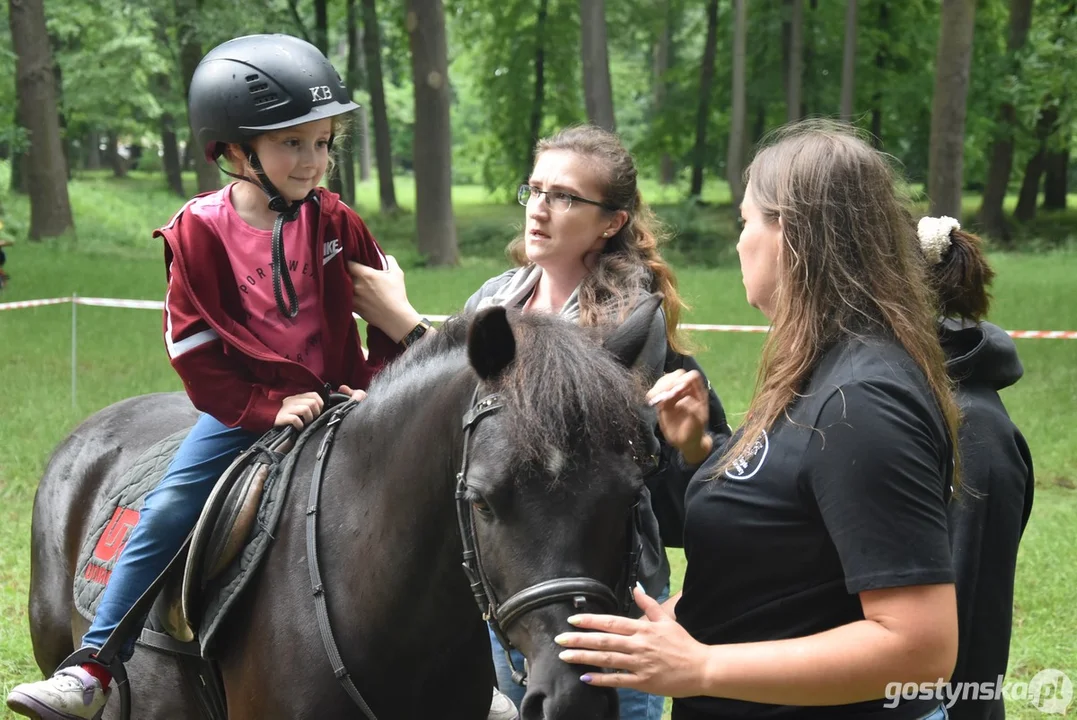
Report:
248,82,269,93
254,94,279,106
245,74,259,82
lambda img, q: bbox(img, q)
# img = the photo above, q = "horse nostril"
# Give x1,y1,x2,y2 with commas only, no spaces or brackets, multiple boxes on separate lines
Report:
519,691,546,720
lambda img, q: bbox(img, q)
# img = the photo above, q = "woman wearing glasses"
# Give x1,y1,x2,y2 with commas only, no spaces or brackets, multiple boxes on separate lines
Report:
467,125,728,720
351,125,730,720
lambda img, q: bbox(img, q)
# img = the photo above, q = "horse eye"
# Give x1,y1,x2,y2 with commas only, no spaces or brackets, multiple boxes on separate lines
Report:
472,498,493,517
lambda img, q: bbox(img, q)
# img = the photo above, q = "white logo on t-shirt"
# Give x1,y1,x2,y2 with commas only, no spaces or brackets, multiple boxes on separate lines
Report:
726,430,769,480
322,238,342,265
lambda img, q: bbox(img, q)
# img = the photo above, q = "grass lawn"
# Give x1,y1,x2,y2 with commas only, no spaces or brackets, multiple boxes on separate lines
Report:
0,169,1074,718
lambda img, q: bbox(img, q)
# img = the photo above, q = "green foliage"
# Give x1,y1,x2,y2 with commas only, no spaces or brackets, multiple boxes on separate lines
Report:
49,1,171,138
4,0,1075,246
1013,3,1077,154
450,0,585,196
0,3,18,150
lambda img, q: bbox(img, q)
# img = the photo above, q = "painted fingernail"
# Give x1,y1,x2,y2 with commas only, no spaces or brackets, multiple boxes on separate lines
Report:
567,615,582,625
580,674,593,684
558,650,575,661
554,634,569,645
635,581,645,592
648,390,673,406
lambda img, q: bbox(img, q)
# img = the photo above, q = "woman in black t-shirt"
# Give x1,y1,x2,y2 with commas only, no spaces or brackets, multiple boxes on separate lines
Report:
556,121,962,720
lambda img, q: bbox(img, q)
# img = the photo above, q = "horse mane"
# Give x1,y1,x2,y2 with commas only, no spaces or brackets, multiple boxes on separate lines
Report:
371,311,648,472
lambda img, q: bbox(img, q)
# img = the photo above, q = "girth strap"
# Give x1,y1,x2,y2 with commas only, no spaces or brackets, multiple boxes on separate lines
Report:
304,399,378,720
136,629,227,720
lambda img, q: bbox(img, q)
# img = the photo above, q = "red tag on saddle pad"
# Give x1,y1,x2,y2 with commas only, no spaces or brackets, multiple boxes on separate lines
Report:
83,507,141,586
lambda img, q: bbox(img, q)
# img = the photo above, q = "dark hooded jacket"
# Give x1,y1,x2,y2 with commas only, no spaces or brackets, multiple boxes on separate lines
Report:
942,319,1035,720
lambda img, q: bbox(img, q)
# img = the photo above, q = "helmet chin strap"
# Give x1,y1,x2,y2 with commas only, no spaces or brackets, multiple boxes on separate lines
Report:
216,147,315,319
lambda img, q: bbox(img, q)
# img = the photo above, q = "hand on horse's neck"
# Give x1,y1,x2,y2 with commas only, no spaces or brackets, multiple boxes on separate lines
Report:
528,264,587,314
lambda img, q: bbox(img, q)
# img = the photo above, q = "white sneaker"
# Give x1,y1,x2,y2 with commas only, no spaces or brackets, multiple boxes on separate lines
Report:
488,686,519,720
7,666,110,720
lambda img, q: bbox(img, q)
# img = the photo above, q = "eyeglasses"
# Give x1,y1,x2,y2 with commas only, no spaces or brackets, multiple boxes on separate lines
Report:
517,184,615,213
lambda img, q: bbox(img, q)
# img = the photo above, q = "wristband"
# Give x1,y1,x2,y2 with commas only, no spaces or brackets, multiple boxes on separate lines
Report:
400,318,433,348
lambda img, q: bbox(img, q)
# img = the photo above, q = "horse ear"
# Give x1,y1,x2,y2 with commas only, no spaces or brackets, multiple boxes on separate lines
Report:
603,293,664,368
468,306,517,380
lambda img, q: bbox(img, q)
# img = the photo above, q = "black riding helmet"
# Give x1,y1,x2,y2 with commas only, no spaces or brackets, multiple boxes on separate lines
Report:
188,34,359,318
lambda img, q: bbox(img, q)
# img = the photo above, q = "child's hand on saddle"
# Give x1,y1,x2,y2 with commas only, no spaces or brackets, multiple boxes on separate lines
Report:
274,392,325,430
337,385,368,403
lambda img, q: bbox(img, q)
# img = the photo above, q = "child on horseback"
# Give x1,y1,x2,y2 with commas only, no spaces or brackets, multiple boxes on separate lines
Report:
7,33,413,720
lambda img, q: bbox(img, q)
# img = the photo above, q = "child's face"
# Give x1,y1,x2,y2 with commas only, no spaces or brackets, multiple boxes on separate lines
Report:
246,118,333,203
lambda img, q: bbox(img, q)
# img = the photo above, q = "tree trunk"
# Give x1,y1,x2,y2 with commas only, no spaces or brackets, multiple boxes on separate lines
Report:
54,58,72,181
356,106,372,183
653,2,675,185
314,0,328,53
690,0,719,198
726,0,747,206
1014,104,1058,222
784,0,804,123
361,0,398,212
314,0,349,200
927,0,977,218
161,113,185,196
86,129,102,170
1043,145,1068,210
350,0,371,183
840,0,857,120
976,0,1033,245
176,0,219,193
1014,150,1045,222
406,0,457,265
980,128,1018,242
107,132,126,178
579,0,616,132
9,0,74,239
334,138,355,205
869,2,887,147
529,0,549,164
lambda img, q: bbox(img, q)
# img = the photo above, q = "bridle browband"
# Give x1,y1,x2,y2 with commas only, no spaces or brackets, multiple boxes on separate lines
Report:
455,388,645,686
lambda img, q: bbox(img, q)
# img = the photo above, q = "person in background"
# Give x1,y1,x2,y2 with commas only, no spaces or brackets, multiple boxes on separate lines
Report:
917,215,1034,720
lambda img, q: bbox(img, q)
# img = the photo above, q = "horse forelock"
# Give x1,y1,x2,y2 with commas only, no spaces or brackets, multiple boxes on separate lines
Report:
494,315,647,481
366,312,647,486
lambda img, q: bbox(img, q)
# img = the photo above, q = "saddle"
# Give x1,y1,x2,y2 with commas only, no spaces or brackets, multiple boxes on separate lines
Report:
74,424,296,647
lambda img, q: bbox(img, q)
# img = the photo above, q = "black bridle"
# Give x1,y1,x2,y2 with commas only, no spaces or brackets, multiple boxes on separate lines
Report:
455,389,645,687
305,389,645,719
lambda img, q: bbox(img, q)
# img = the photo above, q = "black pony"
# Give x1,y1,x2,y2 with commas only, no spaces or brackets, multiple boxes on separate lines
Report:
23,299,660,719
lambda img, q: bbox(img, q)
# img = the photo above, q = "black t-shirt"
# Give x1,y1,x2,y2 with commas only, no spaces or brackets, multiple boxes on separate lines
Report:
675,336,955,720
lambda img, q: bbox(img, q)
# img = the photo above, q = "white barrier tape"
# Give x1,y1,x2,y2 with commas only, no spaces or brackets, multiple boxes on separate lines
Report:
682,323,769,333
75,297,164,310
2,296,1076,338
0,296,72,311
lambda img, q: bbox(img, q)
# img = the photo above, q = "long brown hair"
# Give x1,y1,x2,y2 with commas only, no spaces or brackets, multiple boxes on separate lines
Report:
507,125,689,353
719,120,961,480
